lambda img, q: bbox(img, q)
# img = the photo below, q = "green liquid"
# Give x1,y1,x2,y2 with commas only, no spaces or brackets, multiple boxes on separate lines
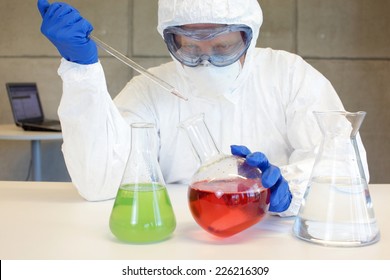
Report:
109,183,176,243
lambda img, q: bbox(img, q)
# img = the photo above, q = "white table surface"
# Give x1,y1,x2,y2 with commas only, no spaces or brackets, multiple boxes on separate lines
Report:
0,124,63,181
0,181,388,260
0,124,62,141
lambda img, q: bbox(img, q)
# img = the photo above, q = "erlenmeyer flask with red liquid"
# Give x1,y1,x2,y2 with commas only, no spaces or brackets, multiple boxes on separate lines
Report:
180,114,270,238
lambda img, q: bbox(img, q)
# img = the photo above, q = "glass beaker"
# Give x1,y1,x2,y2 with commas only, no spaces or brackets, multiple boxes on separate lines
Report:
109,123,176,243
180,114,270,238
293,111,380,247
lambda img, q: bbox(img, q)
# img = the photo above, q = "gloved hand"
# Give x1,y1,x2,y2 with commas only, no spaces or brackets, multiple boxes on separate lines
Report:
37,0,98,64
231,145,292,212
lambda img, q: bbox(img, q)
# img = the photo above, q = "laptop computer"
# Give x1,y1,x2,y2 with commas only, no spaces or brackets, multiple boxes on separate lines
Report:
6,82,61,132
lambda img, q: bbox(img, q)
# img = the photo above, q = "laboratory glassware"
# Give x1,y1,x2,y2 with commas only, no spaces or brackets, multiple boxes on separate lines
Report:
293,111,380,247
109,123,176,243
180,114,270,238
90,35,188,101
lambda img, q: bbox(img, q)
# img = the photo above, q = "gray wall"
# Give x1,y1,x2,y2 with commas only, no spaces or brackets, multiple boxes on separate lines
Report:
0,0,389,183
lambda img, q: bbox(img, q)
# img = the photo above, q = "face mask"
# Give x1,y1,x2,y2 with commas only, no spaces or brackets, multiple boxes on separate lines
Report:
182,61,242,99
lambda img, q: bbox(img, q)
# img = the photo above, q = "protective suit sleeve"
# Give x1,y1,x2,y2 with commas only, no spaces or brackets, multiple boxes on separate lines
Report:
273,54,370,217
57,59,130,201
279,134,369,218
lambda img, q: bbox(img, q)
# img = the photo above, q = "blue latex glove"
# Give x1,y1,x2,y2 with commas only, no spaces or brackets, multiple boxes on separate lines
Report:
231,145,292,212
37,0,98,64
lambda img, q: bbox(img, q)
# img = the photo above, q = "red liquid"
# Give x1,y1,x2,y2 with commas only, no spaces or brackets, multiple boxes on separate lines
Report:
188,178,270,238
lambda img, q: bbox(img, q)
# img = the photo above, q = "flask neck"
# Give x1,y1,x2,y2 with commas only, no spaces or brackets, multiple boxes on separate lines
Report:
121,123,165,186
312,111,367,182
180,114,222,165
314,110,366,138
130,123,157,157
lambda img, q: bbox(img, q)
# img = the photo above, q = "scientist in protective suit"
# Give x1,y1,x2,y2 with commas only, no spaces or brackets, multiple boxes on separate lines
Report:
37,0,368,216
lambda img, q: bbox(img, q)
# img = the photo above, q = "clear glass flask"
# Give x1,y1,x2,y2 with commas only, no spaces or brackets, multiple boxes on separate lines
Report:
109,123,176,243
180,114,270,238
293,111,380,247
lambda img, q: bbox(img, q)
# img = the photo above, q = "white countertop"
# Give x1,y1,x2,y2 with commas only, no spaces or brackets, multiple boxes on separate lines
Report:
0,181,389,260
0,124,62,141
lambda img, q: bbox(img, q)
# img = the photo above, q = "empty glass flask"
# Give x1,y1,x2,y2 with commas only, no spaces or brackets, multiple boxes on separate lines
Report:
293,111,380,247
180,114,270,238
109,123,176,243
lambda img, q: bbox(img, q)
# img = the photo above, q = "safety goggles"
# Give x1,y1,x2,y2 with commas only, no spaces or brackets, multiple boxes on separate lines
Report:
163,24,252,67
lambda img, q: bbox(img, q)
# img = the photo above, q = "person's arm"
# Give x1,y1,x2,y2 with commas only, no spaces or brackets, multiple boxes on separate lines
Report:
38,0,131,200
279,54,369,217
57,60,130,201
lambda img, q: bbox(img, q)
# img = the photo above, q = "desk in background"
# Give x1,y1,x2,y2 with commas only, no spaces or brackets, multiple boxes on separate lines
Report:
0,124,62,181
0,181,388,260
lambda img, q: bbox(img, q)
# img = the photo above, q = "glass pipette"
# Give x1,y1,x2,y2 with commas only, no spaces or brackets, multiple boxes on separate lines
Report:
90,35,188,101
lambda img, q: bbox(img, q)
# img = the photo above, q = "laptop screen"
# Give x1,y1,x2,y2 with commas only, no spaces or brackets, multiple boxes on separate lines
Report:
6,83,44,123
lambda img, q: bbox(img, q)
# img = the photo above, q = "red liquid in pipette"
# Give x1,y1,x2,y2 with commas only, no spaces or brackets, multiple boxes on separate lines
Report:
188,178,270,238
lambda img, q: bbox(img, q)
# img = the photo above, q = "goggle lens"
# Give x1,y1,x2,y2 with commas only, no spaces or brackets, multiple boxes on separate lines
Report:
164,25,252,67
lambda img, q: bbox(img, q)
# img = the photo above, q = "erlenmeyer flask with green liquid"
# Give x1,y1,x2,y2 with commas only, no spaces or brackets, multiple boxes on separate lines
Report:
109,123,176,243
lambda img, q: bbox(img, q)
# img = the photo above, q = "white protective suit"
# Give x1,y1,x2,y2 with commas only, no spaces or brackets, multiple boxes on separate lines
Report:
57,0,369,216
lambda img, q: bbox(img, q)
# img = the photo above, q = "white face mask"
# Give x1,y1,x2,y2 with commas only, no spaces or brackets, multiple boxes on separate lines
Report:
182,61,242,99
